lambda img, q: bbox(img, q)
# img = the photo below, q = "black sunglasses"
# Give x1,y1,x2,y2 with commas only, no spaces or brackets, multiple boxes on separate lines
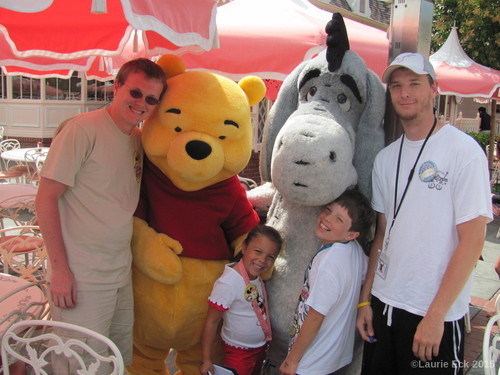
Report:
124,85,160,106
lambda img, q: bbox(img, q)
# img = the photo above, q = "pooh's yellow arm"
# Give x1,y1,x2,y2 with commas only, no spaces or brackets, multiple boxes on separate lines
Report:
230,233,247,258
131,217,184,284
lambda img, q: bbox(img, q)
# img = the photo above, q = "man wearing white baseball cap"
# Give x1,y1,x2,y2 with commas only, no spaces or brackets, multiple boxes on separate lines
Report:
381,52,436,83
357,52,492,374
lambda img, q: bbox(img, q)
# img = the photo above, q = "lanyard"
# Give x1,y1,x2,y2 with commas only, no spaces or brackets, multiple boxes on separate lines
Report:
389,117,437,235
237,260,272,342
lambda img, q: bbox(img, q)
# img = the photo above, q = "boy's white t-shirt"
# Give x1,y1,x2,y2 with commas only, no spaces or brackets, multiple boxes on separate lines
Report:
292,241,367,375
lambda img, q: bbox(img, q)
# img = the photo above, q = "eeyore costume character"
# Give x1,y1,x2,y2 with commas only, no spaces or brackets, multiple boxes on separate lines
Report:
248,13,386,374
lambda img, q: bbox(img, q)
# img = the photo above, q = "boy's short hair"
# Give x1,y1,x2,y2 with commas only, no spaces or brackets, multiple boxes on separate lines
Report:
332,189,375,247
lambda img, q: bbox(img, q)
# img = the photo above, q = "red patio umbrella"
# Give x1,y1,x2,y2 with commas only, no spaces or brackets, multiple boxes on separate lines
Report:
0,0,389,101
0,0,219,78
182,0,389,99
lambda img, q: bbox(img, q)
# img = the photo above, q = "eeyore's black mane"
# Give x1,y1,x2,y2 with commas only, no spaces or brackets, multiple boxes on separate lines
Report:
325,13,350,72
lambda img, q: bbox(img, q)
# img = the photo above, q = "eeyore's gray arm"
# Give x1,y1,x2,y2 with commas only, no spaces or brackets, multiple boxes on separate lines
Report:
352,70,386,199
259,61,306,182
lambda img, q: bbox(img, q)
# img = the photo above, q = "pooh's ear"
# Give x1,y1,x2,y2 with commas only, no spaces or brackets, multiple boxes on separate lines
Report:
156,54,186,79
239,76,266,106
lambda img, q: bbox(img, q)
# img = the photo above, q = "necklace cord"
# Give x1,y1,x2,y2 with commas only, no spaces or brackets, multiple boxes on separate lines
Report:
390,116,437,234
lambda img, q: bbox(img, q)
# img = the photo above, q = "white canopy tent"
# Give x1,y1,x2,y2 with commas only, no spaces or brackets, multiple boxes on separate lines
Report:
429,26,499,126
430,26,499,171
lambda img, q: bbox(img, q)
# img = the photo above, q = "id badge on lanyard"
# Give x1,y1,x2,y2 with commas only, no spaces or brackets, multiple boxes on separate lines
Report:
376,236,390,280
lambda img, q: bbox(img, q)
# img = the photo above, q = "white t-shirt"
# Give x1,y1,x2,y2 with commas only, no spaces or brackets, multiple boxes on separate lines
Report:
372,124,492,320
42,109,142,290
291,241,367,375
209,263,267,348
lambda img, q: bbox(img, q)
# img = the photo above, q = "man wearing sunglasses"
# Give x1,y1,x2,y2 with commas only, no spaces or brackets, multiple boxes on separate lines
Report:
35,58,167,367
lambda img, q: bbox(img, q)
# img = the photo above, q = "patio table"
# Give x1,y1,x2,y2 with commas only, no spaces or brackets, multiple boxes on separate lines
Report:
1,147,49,163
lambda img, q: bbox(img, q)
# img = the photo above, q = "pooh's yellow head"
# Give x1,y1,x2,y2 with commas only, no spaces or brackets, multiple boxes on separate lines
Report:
142,55,266,192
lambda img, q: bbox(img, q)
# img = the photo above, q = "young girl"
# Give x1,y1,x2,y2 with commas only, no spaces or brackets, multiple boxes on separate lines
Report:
200,225,283,375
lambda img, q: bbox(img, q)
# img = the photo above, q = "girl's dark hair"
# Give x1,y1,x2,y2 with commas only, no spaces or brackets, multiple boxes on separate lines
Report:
245,224,283,250
115,58,167,97
232,225,283,262
332,189,375,248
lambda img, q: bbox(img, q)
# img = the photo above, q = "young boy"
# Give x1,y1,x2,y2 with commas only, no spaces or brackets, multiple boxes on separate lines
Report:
280,189,374,375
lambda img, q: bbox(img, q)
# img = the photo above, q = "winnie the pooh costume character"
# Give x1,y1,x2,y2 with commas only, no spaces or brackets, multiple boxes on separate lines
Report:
126,55,265,375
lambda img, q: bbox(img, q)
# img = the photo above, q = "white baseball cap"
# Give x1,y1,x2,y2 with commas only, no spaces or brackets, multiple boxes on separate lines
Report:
382,52,436,83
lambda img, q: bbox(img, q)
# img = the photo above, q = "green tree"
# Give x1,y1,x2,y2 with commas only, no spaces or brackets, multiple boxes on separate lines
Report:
432,0,500,70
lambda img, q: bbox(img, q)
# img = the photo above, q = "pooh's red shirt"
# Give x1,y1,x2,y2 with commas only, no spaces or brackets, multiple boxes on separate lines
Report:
135,157,260,260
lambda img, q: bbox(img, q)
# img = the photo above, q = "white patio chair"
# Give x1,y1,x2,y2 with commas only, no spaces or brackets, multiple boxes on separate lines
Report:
1,320,125,375
496,293,500,316
0,279,49,334
0,168,24,184
0,225,46,282
23,148,47,185
0,139,20,154
0,279,49,374
0,139,24,183
0,194,37,228
482,313,500,375
31,157,46,186
238,176,258,190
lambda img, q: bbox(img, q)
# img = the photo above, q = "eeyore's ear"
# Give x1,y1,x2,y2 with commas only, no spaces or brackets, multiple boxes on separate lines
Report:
353,70,386,199
259,61,307,182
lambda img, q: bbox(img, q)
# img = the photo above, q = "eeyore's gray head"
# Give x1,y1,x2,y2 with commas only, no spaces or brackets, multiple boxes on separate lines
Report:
260,13,385,206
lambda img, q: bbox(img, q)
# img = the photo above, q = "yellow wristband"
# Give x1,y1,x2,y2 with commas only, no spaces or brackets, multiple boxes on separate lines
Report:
357,301,371,308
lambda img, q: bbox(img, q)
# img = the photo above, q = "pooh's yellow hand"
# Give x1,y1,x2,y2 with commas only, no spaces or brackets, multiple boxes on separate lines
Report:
132,217,183,284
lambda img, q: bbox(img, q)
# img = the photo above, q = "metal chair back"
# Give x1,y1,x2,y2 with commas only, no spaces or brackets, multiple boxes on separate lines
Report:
1,320,125,375
0,225,46,282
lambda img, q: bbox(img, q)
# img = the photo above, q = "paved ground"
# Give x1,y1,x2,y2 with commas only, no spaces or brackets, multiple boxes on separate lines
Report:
465,216,500,374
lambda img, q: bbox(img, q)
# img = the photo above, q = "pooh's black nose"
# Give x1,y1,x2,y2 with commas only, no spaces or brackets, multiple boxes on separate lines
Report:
186,140,212,160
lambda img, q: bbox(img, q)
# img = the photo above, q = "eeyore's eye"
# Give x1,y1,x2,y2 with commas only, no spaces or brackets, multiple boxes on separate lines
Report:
337,93,351,111
305,86,317,101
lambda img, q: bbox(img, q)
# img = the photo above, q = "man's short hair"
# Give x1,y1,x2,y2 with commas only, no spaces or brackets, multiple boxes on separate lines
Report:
115,58,167,97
